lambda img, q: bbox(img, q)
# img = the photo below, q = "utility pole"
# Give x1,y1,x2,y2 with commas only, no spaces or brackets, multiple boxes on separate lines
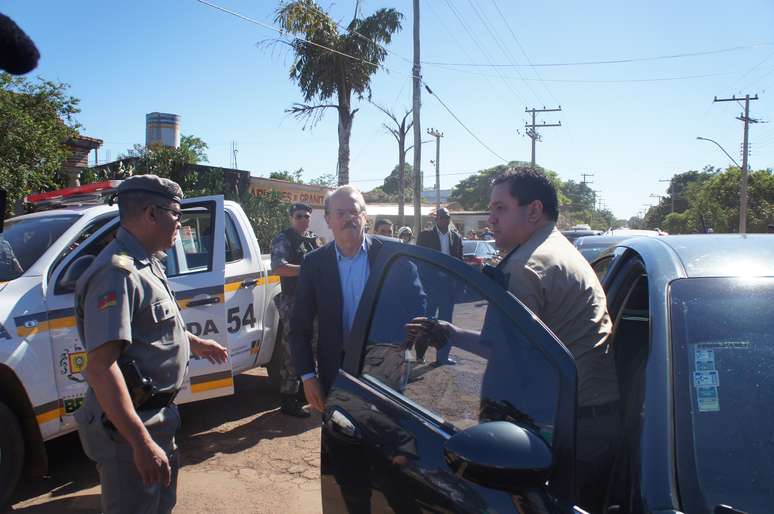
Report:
713,94,759,234
427,128,443,210
659,178,674,213
412,0,423,236
581,173,594,185
525,106,561,168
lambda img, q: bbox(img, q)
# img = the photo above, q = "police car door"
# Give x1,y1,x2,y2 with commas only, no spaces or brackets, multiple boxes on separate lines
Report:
167,196,232,404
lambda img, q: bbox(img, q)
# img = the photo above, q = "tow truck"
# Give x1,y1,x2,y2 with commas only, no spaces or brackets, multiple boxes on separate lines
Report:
0,181,284,505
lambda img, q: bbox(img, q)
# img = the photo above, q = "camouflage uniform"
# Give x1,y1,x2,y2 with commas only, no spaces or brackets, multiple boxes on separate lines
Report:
271,227,320,395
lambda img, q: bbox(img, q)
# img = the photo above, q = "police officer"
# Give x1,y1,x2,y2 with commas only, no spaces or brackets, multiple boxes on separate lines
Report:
74,175,228,514
270,202,321,417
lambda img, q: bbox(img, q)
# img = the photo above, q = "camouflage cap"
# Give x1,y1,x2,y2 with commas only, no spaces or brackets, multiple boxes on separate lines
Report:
289,202,312,215
117,174,183,203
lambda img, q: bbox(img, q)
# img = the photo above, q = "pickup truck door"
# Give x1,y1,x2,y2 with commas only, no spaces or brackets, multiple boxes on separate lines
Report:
167,196,232,404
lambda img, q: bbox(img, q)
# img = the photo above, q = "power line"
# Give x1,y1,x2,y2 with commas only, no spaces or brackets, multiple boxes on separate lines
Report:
421,43,774,67
490,0,560,106
424,83,509,163
430,69,734,83
440,0,528,106
464,0,543,104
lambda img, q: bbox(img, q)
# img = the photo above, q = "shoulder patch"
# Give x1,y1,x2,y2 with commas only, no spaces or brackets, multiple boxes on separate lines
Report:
111,253,134,270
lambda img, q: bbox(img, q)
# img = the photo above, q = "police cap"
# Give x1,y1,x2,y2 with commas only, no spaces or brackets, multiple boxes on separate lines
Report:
289,202,312,215
117,174,184,204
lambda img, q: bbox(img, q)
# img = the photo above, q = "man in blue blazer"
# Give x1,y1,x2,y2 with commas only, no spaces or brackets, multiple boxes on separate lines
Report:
289,185,384,411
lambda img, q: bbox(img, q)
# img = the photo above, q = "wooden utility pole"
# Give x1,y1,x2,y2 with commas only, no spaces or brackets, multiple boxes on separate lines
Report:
525,106,561,168
713,94,759,234
412,0,423,235
427,127,443,210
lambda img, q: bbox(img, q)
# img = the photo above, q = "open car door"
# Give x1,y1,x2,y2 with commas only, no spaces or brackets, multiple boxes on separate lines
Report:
321,240,580,514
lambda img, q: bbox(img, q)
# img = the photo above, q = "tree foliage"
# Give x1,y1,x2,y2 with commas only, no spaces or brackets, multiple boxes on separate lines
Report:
269,168,304,183
643,166,773,233
274,0,402,185
0,73,80,217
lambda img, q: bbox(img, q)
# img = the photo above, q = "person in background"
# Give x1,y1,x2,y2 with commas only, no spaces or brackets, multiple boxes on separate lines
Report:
270,202,321,417
397,226,413,244
415,207,463,365
374,218,394,237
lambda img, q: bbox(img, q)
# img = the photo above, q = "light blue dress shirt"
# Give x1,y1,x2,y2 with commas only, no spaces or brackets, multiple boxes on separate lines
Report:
335,238,371,336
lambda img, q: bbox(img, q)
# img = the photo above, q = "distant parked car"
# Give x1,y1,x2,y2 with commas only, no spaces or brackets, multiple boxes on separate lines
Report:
561,228,602,243
575,230,666,262
462,239,499,269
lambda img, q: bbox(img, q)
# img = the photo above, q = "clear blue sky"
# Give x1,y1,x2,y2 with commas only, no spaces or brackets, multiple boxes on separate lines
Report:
6,0,774,219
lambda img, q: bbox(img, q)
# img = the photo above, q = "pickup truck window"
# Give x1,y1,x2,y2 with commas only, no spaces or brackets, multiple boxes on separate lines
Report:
166,205,214,277
225,212,244,263
1,214,80,281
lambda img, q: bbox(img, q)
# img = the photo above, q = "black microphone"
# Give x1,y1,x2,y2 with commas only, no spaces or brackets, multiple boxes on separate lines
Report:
0,13,40,75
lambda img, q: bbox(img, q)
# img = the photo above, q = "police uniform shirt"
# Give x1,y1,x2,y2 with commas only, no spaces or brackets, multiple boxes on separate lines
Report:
270,227,319,297
75,227,189,396
498,222,619,407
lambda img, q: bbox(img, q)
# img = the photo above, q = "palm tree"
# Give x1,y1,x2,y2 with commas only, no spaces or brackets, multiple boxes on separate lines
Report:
274,0,402,185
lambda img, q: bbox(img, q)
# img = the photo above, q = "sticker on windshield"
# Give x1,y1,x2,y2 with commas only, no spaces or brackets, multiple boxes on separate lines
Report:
697,341,750,351
697,386,720,412
694,349,715,371
694,370,720,388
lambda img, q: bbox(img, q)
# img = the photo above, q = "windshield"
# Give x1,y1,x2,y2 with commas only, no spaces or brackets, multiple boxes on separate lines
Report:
0,215,80,281
671,277,774,514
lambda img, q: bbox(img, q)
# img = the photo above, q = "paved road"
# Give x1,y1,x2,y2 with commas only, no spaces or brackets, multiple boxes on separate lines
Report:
9,368,323,514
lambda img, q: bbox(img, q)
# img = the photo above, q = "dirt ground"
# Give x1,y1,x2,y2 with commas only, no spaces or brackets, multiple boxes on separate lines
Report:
8,368,324,514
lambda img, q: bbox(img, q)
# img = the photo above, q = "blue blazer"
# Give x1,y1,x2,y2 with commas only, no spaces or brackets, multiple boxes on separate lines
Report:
289,234,384,393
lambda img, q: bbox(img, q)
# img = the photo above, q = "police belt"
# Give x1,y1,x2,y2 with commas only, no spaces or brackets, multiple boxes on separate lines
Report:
138,390,179,411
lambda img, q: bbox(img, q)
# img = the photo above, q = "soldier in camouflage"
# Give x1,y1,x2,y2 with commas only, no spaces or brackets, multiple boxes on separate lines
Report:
270,203,321,417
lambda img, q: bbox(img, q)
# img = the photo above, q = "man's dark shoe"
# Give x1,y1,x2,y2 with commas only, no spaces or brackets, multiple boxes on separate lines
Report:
281,395,310,418
434,357,457,366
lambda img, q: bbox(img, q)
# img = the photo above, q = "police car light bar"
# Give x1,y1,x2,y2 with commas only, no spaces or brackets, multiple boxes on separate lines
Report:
24,180,122,204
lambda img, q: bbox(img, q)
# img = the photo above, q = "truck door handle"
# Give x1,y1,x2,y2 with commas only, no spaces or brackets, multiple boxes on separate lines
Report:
241,279,258,289
187,296,220,307
325,409,361,441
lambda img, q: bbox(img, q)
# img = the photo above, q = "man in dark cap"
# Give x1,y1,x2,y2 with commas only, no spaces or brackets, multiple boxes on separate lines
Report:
74,174,227,514
270,202,321,417
416,207,463,365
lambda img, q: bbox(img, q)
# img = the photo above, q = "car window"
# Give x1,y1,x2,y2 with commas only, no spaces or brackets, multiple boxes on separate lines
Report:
462,241,477,254
0,214,80,281
48,214,116,281
361,255,561,445
592,255,613,281
54,224,118,294
167,206,214,277
224,212,244,263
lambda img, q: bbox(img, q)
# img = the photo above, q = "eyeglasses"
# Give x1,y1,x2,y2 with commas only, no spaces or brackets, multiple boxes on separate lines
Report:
154,204,182,221
293,213,311,220
333,208,363,219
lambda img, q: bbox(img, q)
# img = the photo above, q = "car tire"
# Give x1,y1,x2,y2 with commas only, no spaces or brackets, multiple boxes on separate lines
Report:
266,323,284,394
0,401,24,509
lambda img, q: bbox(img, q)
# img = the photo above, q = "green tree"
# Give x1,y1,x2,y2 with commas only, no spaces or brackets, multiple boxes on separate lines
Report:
449,161,564,211
125,135,209,184
274,0,402,185
308,173,337,187
0,73,80,216
269,168,304,183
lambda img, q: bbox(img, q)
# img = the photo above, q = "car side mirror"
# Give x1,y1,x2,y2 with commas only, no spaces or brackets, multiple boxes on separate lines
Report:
443,421,552,493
